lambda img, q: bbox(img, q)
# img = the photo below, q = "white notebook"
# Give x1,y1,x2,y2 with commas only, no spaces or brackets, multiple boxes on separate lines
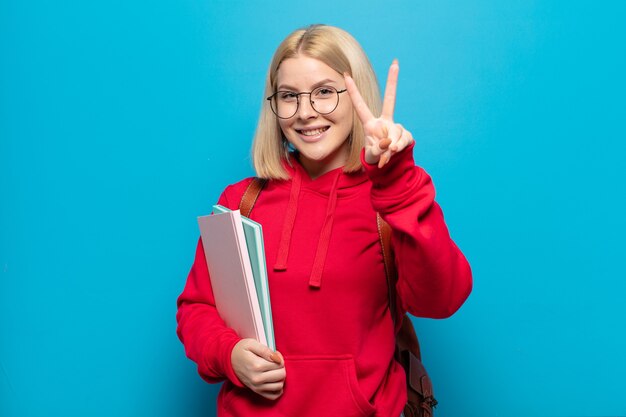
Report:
198,210,267,346
213,205,275,351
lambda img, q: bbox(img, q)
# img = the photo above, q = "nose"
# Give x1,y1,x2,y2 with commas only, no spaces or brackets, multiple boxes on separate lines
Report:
296,94,317,119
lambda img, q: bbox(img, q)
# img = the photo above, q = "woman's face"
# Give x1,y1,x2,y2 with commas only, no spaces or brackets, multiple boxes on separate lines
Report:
275,55,354,178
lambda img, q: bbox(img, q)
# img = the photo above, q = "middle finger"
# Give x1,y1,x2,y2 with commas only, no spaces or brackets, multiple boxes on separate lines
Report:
381,59,399,120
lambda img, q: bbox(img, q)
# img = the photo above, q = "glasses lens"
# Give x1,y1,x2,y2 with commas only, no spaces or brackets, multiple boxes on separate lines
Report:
311,86,339,115
272,91,298,119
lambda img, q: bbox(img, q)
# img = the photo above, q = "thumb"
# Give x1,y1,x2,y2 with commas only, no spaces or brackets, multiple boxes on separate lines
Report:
270,350,284,366
246,340,278,363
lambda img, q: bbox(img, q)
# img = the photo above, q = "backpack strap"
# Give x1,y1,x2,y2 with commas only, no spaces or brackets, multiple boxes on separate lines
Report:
377,213,398,325
376,215,437,414
377,214,422,357
239,178,267,217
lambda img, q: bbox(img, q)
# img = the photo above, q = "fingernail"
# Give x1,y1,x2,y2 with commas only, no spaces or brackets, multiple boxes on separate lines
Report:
270,352,280,363
378,153,390,168
379,138,391,150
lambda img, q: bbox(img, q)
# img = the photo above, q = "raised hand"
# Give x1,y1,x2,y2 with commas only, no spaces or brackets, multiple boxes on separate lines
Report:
231,338,286,400
344,59,414,168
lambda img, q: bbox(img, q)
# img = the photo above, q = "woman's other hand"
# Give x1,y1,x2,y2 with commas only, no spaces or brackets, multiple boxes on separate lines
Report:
344,59,414,168
231,339,286,400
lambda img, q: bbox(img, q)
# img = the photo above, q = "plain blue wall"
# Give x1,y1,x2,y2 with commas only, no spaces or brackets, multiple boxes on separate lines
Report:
1,1,625,416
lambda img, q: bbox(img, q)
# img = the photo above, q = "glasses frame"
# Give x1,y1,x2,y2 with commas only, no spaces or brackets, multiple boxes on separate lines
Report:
266,87,348,119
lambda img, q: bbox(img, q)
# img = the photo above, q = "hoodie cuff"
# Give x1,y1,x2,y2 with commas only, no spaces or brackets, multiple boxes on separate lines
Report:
361,143,430,216
204,332,245,388
360,143,419,190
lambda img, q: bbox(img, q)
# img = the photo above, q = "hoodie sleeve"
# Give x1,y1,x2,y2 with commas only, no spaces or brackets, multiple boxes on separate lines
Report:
175,191,245,387
362,144,473,319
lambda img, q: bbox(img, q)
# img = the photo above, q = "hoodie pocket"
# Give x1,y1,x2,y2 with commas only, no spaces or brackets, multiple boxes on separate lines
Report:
222,355,376,417
276,354,376,417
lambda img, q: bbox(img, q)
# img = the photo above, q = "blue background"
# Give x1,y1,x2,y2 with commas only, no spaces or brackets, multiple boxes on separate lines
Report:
1,1,625,416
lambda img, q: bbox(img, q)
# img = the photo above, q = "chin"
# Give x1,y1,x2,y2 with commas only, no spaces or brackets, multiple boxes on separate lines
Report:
298,149,331,162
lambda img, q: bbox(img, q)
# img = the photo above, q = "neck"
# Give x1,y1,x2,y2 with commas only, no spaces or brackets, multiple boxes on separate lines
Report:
298,154,346,179
296,144,350,180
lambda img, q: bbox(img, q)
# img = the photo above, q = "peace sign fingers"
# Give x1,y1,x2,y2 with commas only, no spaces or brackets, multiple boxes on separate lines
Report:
344,59,412,169
381,59,399,120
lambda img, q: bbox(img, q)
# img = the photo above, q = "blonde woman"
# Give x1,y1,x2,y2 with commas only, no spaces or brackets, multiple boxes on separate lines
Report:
177,24,472,417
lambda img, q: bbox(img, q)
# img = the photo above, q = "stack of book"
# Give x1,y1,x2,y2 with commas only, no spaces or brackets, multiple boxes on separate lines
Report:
198,206,275,351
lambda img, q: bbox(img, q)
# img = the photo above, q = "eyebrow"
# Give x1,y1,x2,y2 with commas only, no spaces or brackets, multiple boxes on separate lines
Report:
277,78,339,91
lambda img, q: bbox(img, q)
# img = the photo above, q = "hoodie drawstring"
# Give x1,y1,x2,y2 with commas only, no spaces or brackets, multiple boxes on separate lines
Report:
308,170,341,288
273,167,342,289
273,167,302,271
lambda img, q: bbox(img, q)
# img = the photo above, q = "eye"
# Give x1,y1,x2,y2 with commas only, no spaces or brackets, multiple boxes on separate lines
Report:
315,87,335,97
279,91,298,101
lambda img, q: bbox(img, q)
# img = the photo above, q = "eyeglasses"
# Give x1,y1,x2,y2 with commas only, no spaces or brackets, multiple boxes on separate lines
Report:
266,86,348,119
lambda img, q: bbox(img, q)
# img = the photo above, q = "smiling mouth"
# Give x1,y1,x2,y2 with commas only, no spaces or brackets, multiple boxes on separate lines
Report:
296,126,329,136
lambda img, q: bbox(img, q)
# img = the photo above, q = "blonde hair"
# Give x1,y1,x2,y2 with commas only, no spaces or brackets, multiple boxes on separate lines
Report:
252,24,382,180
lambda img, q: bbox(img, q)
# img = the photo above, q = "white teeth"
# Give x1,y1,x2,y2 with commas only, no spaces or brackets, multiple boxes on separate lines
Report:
299,127,328,136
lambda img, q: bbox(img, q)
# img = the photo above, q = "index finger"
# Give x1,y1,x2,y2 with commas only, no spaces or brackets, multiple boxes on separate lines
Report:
381,59,399,119
344,72,375,124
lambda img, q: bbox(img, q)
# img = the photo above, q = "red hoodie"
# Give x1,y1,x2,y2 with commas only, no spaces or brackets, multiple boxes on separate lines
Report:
176,145,472,417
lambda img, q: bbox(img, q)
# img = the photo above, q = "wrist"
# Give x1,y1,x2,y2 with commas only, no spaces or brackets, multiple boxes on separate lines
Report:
363,150,379,166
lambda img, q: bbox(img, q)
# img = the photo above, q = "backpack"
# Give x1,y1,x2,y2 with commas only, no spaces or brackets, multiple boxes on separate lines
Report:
239,178,437,417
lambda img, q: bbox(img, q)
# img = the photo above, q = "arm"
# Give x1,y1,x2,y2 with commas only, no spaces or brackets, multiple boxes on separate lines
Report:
363,144,472,318
176,231,245,386
346,62,472,318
